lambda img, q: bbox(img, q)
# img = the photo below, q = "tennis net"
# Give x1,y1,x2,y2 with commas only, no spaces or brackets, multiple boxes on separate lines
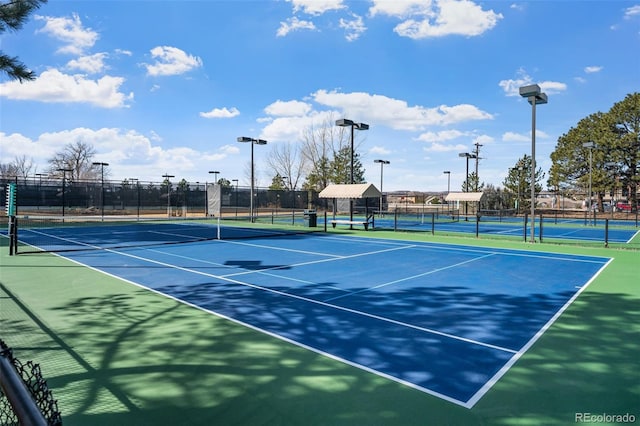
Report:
8,214,323,254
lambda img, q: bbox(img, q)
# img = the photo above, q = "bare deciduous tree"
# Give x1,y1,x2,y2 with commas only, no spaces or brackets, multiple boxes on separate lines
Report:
47,140,99,181
266,142,306,190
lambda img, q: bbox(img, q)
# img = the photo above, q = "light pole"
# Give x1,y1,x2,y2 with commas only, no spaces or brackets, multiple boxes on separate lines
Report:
232,179,239,217
57,168,72,218
583,142,595,225
130,178,140,219
209,170,220,184
336,119,369,226
92,162,109,221
374,159,390,215
237,137,267,222
459,152,477,219
162,174,175,217
519,84,548,243
604,162,617,218
443,170,451,213
35,173,47,210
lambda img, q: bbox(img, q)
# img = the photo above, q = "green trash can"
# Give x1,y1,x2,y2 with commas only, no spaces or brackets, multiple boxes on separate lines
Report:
304,209,317,227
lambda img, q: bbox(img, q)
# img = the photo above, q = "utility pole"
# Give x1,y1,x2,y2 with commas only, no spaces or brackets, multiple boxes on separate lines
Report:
473,142,483,191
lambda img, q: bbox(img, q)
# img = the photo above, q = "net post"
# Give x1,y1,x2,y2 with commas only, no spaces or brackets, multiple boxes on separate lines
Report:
523,213,528,242
539,214,543,243
475,214,479,238
604,218,609,248
217,217,221,240
9,216,17,256
431,212,435,235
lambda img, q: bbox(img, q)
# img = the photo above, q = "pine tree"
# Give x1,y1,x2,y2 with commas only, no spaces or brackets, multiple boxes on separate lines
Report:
0,0,48,82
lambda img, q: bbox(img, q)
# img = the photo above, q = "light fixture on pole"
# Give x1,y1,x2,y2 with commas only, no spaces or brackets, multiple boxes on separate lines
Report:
336,119,369,227
57,168,73,219
162,173,175,217
237,137,267,222
92,162,109,221
209,170,220,184
519,84,548,243
374,159,390,215
582,141,595,225
443,170,451,195
458,152,477,220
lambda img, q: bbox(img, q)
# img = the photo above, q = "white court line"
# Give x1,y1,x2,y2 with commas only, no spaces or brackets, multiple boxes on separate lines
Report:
465,257,615,408
220,243,418,279
325,253,497,302
627,229,640,244
76,245,518,356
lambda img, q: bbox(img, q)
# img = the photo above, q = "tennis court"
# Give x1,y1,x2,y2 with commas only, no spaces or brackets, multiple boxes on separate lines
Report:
10,221,612,408
371,213,639,244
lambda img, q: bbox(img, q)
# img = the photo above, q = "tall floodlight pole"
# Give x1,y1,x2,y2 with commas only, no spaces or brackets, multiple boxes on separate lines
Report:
130,178,140,219
443,171,451,207
458,153,477,219
336,119,369,227
237,137,267,222
583,142,595,225
519,84,548,243
92,162,109,221
374,159,390,215
209,170,220,184
162,174,175,217
58,168,73,219
232,179,239,216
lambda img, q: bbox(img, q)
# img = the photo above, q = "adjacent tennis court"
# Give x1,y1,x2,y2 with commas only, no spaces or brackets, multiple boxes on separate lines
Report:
12,221,612,407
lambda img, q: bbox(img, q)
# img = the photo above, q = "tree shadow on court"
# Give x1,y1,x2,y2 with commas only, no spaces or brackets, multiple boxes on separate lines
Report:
32,282,638,426
2,237,638,425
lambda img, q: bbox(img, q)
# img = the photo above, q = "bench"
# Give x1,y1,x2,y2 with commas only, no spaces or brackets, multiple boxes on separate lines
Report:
330,219,370,231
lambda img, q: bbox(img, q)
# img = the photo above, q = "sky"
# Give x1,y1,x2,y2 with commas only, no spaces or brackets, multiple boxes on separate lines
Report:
1,0,639,192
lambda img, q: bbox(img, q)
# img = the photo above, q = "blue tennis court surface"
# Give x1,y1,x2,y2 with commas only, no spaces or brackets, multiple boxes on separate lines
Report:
372,215,639,243
49,233,610,407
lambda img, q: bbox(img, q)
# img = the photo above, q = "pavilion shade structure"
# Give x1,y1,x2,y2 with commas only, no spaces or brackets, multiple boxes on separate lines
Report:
445,192,485,203
318,183,382,199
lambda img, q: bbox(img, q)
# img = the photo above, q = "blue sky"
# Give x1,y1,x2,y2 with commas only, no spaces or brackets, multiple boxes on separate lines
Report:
1,0,639,192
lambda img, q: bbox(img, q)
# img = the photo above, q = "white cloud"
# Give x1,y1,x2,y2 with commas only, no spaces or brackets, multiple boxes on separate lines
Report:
416,129,468,142
502,130,549,142
0,69,133,108
0,128,242,182
339,14,367,41
539,81,567,94
286,0,345,15
369,145,391,155
261,110,337,142
499,68,566,96
584,65,603,74
144,46,203,76
36,13,98,55
264,100,312,116
424,142,468,153
312,89,493,130
66,53,108,74
199,107,240,119
371,0,503,39
277,17,317,37
502,131,529,142
624,5,640,19
369,0,429,18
